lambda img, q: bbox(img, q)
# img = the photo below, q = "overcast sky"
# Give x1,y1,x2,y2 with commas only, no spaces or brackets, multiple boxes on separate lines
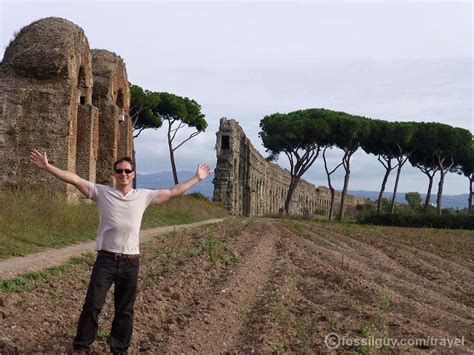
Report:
1,0,472,195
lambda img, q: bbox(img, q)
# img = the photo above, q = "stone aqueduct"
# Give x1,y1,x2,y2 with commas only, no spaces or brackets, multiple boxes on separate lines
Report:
1,17,367,216
0,17,133,197
212,118,367,217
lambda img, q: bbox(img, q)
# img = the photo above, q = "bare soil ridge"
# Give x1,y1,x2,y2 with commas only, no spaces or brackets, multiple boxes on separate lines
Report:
166,221,278,353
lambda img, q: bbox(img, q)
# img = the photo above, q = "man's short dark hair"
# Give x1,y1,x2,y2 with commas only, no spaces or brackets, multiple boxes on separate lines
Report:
114,157,135,171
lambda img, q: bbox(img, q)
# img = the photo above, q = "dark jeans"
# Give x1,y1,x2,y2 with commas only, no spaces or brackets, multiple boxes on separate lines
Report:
73,255,139,353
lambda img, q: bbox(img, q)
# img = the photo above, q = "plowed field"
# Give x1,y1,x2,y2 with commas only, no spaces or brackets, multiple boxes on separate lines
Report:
1,218,472,353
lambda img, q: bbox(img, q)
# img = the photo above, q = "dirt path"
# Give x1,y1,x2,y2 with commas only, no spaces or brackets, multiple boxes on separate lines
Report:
0,218,226,279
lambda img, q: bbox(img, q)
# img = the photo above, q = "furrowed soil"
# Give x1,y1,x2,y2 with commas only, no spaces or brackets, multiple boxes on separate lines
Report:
0,218,473,353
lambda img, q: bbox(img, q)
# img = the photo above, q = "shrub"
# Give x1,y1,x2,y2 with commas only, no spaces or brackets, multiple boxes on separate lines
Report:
187,191,209,201
357,212,474,230
314,208,327,216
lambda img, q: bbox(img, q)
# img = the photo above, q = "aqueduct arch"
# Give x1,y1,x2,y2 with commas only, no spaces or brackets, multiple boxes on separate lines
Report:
0,17,133,195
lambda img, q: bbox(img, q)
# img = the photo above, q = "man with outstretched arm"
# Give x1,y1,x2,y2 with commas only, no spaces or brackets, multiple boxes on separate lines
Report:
30,149,210,355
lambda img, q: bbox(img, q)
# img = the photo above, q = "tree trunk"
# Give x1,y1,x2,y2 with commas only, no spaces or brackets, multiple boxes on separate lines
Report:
338,170,350,220
167,121,179,185
328,186,335,221
132,149,137,189
323,146,341,221
418,166,437,213
377,159,392,213
435,155,453,216
169,147,179,185
423,175,434,213
338,149,355,220
436,170,446,216
167,123,179,185
284,176,300,214
390,162,403,213
468,175,473,213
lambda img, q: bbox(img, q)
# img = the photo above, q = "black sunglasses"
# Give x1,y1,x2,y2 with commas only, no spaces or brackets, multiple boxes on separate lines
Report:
115,168,134,175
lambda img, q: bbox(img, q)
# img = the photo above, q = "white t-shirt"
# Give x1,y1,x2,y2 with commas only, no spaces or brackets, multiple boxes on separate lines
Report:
89,183,160,254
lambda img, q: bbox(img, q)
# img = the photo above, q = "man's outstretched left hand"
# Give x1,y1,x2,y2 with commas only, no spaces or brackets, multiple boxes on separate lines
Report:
196,164,211,181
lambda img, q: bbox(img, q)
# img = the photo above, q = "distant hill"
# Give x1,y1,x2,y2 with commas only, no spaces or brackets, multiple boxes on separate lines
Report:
348,190,469,210
136,172,469,210
136,171,215,198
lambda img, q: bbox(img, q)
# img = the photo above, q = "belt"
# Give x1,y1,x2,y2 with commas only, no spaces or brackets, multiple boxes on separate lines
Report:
98,250,140,260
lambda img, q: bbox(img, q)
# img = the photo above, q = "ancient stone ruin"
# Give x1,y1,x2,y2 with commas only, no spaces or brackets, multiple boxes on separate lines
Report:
213,118,367,217
0,17,132,196
92,49,133,186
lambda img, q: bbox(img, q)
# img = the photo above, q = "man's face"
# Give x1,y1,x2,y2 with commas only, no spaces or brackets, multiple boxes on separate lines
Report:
114,162,135,187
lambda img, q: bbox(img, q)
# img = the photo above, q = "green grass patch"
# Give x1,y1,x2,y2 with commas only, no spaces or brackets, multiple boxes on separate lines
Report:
0,188,98,259
272,289,288,326
0,264,67,293
295,316,319,352
196,236,239,269
97,329,111,343
0,252,95,293
284,220,310,239
355,296,392,355
141,194,227,229
447,242,460,255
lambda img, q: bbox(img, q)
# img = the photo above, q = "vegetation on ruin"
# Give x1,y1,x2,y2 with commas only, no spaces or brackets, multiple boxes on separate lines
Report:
0,188,227,260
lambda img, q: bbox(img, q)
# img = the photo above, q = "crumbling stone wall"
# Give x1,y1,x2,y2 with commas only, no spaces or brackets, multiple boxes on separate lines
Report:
0,17,97,196
0,17,133,195
213,118,367,217
92,49,133,186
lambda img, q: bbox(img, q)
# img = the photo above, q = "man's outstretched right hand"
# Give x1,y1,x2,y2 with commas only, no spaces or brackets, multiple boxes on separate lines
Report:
30,150,49,170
